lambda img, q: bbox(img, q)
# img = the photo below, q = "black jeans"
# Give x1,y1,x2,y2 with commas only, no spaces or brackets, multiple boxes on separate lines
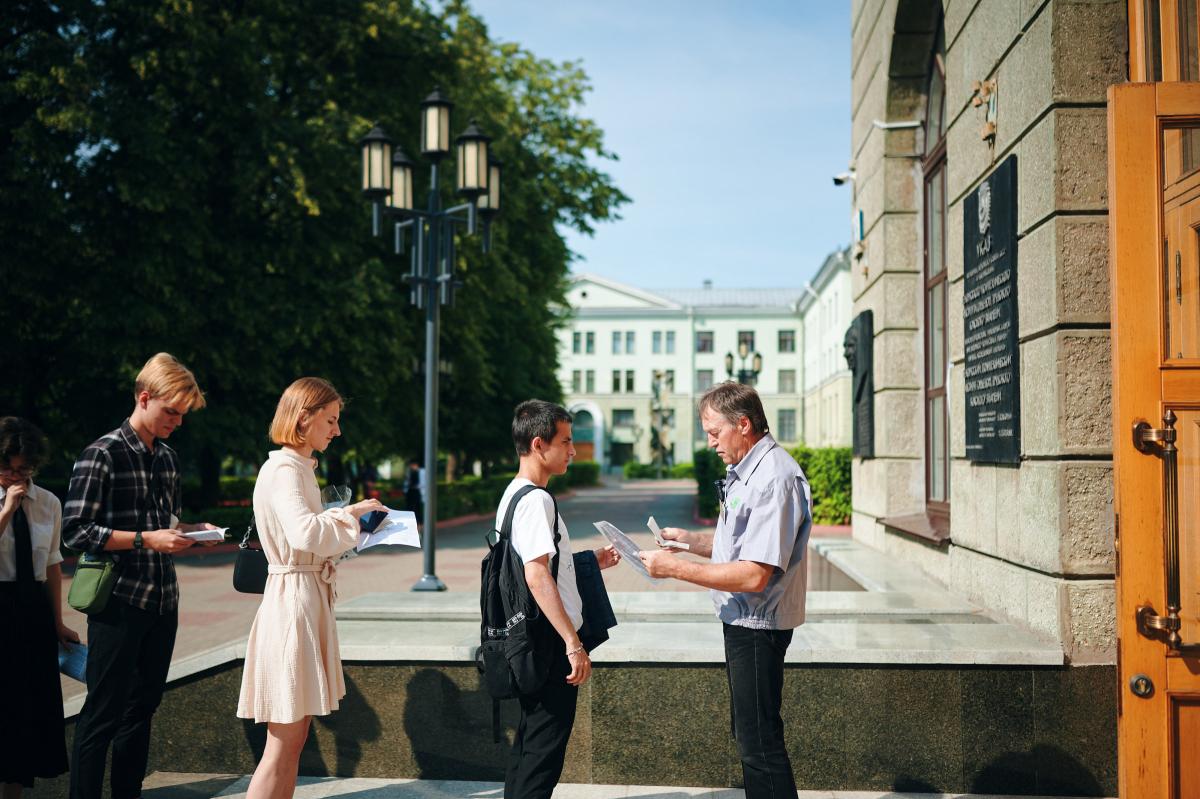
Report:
504,649,578,799
70,599,178,799
723,623,797,799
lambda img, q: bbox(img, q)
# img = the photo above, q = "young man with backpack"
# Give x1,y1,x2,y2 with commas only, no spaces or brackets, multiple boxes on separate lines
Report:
492,400,618,799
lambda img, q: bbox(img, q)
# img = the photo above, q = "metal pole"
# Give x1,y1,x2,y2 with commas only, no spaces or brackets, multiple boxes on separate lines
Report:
413,162,446,591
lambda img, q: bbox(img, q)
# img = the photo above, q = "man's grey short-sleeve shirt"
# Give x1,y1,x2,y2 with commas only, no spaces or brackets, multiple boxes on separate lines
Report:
710,434,811,630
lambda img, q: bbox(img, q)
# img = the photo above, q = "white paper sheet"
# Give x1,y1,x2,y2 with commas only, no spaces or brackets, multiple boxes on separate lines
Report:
648,516,689,550
593,520,659,584
357,509,421,551
183,528,227,542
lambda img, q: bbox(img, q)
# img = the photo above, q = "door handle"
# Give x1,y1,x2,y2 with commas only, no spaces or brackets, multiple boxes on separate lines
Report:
1133,411,1200,654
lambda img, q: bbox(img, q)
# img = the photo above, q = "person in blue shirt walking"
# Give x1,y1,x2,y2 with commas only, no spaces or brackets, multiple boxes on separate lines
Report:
640,381,811,799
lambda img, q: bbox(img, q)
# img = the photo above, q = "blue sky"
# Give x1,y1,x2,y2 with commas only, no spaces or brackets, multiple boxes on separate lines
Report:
471,1,852,289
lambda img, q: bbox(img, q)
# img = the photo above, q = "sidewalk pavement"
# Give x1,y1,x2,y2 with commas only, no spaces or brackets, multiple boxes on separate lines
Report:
142,772,1110,799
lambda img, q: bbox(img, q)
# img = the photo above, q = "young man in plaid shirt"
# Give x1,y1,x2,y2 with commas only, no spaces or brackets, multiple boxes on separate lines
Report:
63,353,219,799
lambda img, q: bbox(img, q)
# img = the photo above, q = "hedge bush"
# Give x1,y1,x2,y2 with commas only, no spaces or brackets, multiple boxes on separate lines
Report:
566,461,600,487
622,460,685,479
692,448,724,519
789,446,852,524
690,445,852,524
669,462,695,479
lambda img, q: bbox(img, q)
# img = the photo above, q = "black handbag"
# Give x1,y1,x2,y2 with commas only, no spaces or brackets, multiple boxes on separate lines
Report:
232,520,268,594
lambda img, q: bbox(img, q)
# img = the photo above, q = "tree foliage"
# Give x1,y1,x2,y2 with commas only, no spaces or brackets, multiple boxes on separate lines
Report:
0,0,627,492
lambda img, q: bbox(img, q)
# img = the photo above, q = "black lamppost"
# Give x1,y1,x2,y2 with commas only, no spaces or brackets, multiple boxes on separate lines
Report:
725,342,762,385
359,88,501,592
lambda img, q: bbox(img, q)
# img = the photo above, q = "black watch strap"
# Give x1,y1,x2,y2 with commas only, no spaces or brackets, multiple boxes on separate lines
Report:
133,530,144,550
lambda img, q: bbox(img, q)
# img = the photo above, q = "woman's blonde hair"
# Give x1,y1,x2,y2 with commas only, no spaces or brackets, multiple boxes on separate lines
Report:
133,353,206,411
269,377,344,447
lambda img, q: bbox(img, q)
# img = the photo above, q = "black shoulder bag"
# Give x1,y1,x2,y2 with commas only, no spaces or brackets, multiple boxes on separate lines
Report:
232,519,268,594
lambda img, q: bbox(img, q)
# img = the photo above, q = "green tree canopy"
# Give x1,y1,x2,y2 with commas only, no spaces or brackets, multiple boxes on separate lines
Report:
1,0,627,495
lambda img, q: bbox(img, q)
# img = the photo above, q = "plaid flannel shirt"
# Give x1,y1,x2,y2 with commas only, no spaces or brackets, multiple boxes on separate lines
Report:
63,419,184,614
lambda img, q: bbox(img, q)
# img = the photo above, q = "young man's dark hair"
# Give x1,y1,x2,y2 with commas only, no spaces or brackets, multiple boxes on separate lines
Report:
512,400,573,456
698,381,770,435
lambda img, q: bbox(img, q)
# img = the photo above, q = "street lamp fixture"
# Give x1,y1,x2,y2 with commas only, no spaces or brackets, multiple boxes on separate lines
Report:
726,343,763,385
388,147,415,212
455,120,490,197
360,125,393,200
357,90,501,592
420,88,453,159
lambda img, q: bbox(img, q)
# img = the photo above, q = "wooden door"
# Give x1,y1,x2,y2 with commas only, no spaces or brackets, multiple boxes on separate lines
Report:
1109,81,1200,798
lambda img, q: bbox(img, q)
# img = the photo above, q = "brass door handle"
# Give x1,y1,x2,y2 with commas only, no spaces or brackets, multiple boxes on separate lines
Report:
1133,411,1198,652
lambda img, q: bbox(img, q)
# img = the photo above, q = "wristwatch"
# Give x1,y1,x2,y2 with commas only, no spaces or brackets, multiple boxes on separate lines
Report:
133,531,144,550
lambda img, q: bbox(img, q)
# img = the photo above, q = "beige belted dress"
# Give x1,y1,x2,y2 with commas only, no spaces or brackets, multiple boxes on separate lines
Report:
237,448,359,724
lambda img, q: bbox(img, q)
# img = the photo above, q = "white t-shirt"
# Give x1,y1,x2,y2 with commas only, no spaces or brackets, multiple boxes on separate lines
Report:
495,478,583,631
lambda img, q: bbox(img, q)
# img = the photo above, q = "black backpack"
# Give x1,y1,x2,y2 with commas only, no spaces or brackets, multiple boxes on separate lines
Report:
478,484,561,737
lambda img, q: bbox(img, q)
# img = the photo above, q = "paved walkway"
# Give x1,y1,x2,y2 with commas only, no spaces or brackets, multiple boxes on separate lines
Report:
142,772,1108,799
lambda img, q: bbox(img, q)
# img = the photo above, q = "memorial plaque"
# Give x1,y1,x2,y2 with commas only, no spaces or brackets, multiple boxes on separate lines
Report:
962,155,1020,463
844,310,874,459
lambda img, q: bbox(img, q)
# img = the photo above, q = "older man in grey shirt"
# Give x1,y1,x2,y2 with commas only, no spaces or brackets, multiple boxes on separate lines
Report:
640,382,810,799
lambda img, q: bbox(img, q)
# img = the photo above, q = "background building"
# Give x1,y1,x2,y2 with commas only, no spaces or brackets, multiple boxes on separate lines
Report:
798,248,852,447
558,274,805,470
848,2,1121,663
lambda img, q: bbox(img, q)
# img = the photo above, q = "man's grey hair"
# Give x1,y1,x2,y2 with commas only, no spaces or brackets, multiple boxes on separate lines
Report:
698,382,769,435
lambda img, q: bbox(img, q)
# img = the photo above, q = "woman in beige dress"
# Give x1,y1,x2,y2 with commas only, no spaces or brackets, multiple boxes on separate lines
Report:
238,378,384,799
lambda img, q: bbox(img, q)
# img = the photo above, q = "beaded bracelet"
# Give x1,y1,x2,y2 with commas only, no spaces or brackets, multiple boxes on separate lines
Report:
566,644,585,658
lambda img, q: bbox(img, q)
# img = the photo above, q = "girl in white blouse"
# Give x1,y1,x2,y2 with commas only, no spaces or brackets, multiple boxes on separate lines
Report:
0,417,78,799
237,379,384,799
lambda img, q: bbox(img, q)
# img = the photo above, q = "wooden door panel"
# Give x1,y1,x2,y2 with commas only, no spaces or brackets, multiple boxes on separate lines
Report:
1110,80,1200,798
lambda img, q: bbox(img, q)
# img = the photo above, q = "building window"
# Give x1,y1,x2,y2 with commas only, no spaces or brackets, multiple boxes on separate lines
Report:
625,369,635,392
778,409,796,442
573,332,582,354
666,331,676,354
586,332,595,354
625,331,636,354
571,370,581,393
738,331,755,351
612,370,621,393
652,331,662,354
924,17,950,513
696,331,714,352
585,370,595,393
613,408,635,427
664,369,675,391
778,330,796,353
612,331,621,355
696,369,714,392
778,369,796,394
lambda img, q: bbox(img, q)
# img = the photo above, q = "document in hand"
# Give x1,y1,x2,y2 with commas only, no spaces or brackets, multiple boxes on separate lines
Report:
183,527,228,542
648,516,689,550
59,641,87,682
593,520,660,584
357,508,421,552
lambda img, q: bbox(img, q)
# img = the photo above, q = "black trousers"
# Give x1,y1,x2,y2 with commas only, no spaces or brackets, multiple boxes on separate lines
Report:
723,623,797,799
69,599,178,799
504,649,578,799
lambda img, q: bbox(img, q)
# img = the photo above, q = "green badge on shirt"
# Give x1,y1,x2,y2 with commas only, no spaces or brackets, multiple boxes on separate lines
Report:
727,497,742,511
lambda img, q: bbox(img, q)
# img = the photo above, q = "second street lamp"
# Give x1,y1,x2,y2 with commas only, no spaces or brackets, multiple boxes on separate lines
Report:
726,342,763,385
358,93,499,591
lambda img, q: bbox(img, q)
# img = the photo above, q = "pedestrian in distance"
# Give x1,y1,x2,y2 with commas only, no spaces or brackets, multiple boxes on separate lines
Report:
237,377,385,799
64,353,220,799
497,400,619,799
0,417,78,799
639,381,811,799
403,459,424,520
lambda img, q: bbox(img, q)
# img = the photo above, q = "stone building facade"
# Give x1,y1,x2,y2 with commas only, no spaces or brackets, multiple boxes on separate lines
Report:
799,248,853,447
849,0,1125,664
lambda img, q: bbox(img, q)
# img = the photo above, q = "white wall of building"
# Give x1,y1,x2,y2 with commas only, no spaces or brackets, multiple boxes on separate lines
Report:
558,275,805,469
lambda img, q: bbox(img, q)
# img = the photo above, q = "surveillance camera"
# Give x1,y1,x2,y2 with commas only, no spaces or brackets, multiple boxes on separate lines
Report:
832,170,856,186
